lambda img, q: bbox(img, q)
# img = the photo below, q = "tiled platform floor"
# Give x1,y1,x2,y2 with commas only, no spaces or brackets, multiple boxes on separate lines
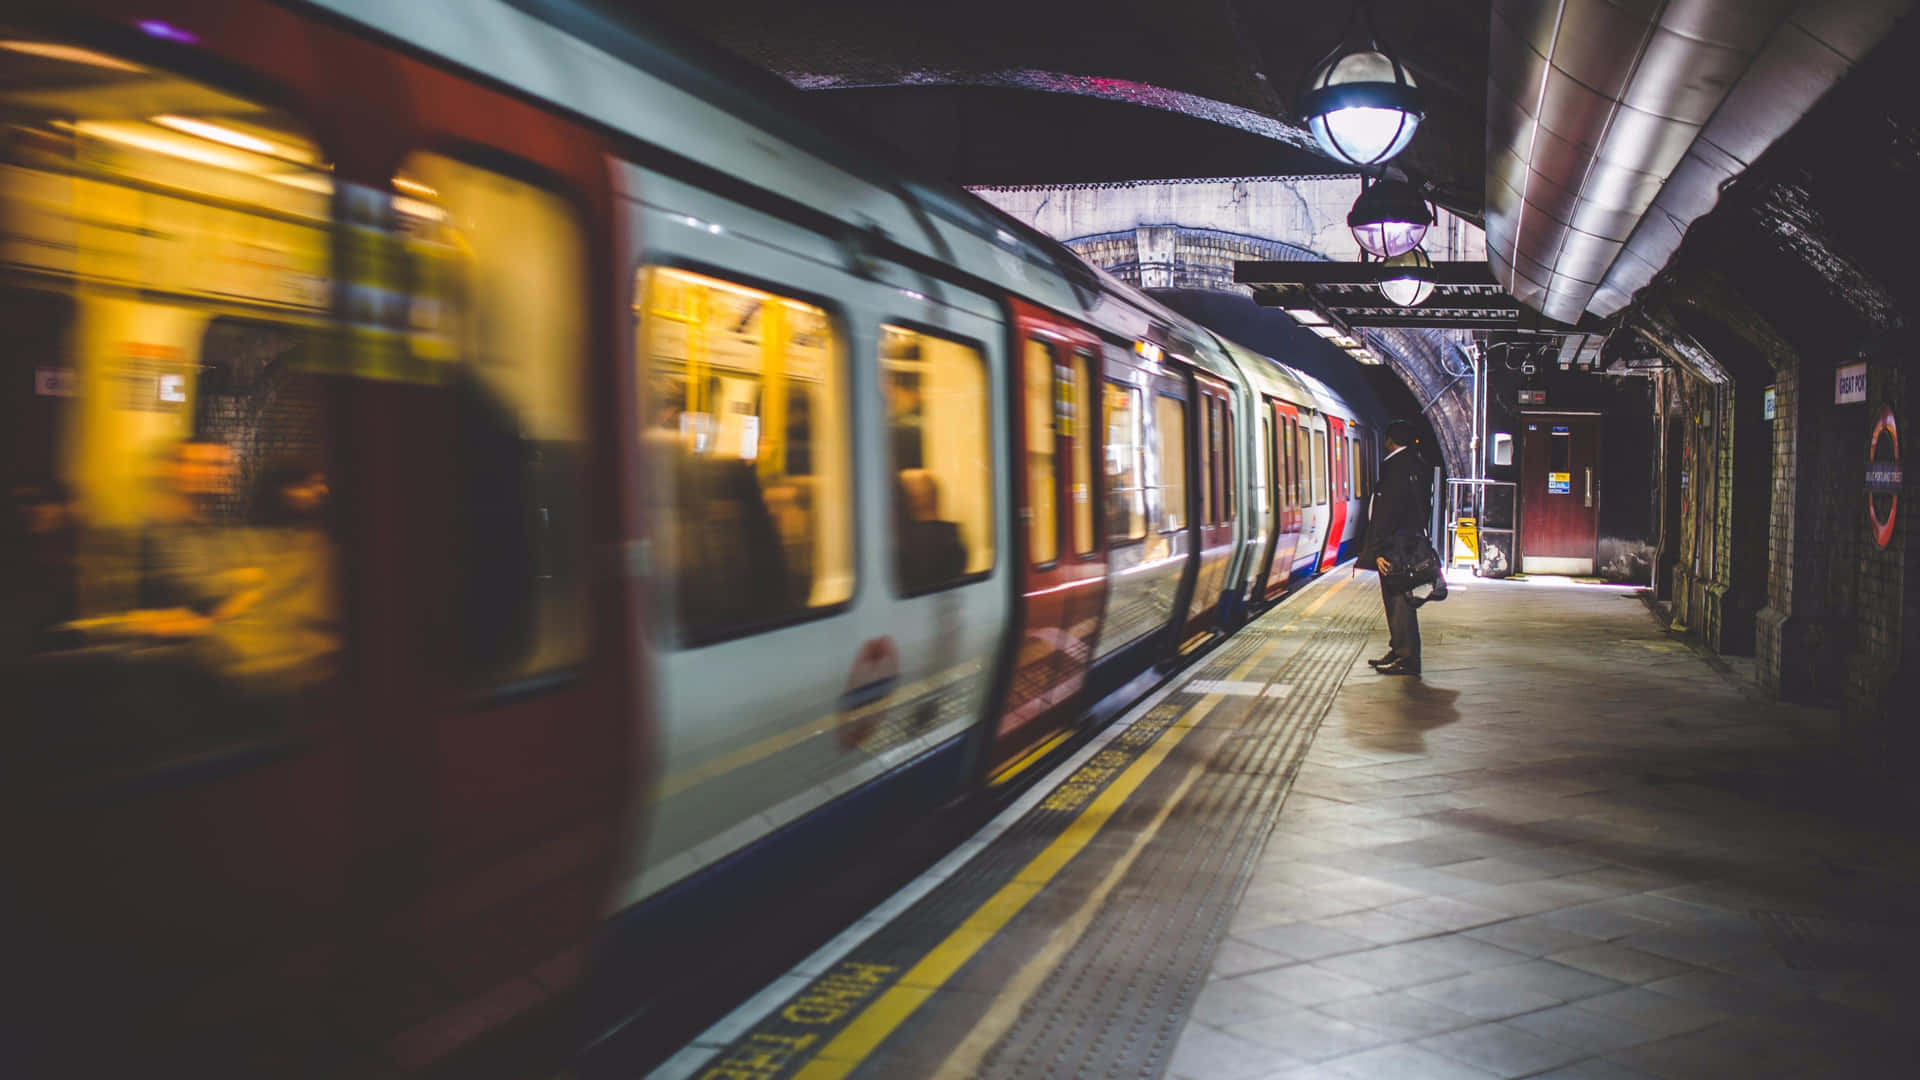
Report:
1171,575,1920,1080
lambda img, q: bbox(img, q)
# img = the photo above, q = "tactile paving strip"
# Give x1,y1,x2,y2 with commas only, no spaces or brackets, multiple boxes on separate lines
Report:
974,582,1380,1080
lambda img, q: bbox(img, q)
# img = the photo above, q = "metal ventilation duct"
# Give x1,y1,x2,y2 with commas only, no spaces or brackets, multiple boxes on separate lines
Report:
1485,0,1911,325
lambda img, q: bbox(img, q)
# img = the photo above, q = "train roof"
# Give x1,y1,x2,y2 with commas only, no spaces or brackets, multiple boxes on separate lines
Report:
304,0,1341,409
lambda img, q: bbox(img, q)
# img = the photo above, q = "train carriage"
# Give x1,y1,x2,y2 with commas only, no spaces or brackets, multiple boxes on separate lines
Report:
0,0,1383,1071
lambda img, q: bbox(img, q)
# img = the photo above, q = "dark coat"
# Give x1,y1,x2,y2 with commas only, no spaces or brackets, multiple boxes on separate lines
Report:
1360,446,1431,565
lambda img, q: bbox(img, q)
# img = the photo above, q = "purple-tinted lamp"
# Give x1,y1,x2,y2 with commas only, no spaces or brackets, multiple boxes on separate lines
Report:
1347,178,1434,259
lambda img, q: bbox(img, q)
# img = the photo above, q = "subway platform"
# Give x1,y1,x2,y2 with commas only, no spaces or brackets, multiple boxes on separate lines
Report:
644,570,1920,1080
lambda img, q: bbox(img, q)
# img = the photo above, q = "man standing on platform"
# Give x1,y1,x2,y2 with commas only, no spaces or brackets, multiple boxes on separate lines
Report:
1360,419,1430,676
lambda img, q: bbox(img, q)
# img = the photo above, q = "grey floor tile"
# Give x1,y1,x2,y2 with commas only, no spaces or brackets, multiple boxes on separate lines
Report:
1531,904,1670,942
1404,969,1565,1020
1314,990,1480,1039
1495,959,1629,1002
1241,922,1376,962
1524,1057,1663,1079
1314,909,1442,946
1505,1003,1663,1054
1379,896,1511,933
1602,1018,1803,1080
1571,987,1732,1037
1168,1023,1306,1080
1308,876,1432,909
1244,963,1382,1008
1366,865,1491,897
1191,978,1299,1029
1228,1008,1397,1062
1319,1042,1500,1080
1395,934,1534,972
1546,943,1698,985
1215,938,1294,978
1417,1021,1587,1077
1443,857,1565,886
1465,918,1601,958
1637,970,1806,1018
1312,942,1471,990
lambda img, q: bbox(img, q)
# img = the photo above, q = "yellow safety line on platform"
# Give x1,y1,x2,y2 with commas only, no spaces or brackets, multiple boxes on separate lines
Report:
790,690,1237,1080
928,634,1292,1080
1304,571,1356,615
987,727,1075,787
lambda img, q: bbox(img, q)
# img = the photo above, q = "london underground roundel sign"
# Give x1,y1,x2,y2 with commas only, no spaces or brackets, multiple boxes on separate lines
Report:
1867,407,1901,549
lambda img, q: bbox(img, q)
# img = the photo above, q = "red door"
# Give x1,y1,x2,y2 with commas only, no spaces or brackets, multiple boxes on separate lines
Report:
1183,377,1236,635
1520,415,1602,575
362,66,637,1065
1260,398,1304,598
992,302,1108,775
1320,416,1348,570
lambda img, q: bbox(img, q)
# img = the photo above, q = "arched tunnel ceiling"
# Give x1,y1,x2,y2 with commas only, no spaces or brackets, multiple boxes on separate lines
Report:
628,0,1490,219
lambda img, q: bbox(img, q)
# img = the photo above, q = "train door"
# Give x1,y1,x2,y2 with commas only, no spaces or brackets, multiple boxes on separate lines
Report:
1297,410,1328,578
1320,415,1348,570
1259,398,1304,597
995,303,1107,774
1183,375,1236,635
1088,349,1189,684
368,71,637,1055
1246,404,1273,604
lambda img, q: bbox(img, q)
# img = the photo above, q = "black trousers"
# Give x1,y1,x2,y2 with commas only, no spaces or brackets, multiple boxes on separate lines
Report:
1380,575,1421,666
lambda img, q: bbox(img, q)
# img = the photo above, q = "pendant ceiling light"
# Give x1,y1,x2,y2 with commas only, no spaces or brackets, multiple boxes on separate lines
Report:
1298,5,1425,167
1379,247,1435,307
1347,176,1434,259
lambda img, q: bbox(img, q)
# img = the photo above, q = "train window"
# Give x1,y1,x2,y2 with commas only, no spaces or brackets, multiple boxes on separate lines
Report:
881,325,992,593
402,154,591,686
1335,431,1345,501
1286,417,1300,509
1103,382,1146,542
1024,338,1058,565
1295,419,1310,508
637,267,853,643
1197,398,1213,525
1350,434,1362,497
1312,426,1328,505
1154,394,1187,532
1,32,342,785
1276,416,1290,510
1259,409,1274,518
1221,406,1235,520
1071,351,1095,555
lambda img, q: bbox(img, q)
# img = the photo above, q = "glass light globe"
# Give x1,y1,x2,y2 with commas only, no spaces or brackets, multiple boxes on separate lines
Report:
1302,50,1424,166
1379,248,1435,306
1347,177,1435,258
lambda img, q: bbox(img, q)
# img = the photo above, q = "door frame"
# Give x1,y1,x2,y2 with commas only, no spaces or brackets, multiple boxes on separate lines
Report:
1518,410,1605,575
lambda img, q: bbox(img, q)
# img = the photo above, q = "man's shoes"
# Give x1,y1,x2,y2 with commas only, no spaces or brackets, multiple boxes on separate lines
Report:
1368,653,1399,668
1375,660,1422,676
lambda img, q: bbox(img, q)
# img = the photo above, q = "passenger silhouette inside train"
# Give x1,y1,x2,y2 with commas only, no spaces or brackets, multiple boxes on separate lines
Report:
895,468,968,593
650,398,794,640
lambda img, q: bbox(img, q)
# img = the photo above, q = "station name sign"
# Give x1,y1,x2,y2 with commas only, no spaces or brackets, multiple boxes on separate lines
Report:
1836,362,1868,404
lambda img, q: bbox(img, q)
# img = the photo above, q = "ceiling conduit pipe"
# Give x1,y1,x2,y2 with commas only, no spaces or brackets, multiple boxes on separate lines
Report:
1484,0,1912,325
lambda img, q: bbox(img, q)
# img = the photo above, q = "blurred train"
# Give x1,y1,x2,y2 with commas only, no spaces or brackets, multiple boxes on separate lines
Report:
0,0,1379,1072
